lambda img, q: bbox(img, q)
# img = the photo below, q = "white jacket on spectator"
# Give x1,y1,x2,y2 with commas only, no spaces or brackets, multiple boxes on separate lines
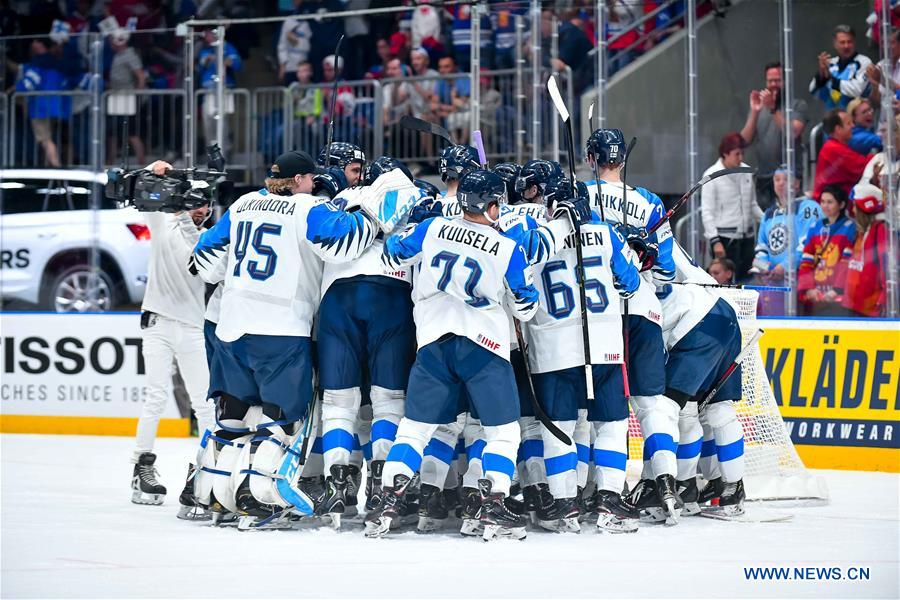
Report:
700,158,762,241
278,17,312,75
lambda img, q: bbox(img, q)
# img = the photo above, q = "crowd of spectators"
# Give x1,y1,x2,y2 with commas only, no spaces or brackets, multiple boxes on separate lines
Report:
704,22,895,318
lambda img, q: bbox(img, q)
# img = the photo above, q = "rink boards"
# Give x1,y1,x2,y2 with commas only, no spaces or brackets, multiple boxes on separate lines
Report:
0,312,897,471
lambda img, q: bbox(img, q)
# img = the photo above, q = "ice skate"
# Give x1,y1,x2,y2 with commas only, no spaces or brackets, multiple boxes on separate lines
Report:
676,478,701,516
698,477,723,505
417,484,450,532
655,475,684,526
316,465,350,529
176,463,210,520
594,490,639,534
703,479,745,518
131,452,166,505
345,464,362,519
479,479,526,541
235,480,292,531
522,483,553,526
364,474,412,538
459,487,484,536
627,479,666,523
536,497,581,533
365,460,384,513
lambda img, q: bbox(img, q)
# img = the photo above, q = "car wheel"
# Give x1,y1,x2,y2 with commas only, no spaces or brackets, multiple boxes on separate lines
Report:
46,265,117,313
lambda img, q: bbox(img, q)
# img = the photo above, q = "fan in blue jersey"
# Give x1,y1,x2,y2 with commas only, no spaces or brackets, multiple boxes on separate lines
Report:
317,141,367,187
656,241,747,520
585,128,682,524
365,170,540,541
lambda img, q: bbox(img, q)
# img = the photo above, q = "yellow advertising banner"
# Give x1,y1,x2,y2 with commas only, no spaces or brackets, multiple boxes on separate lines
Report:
759,319,900,472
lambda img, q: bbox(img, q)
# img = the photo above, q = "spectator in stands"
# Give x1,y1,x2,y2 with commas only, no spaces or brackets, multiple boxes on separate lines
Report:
797,185,857,316
447,3,492,70
813,108,871,199
292,61,323,152
431,55,471,144
543,9,593,96
809,24,872,109
16,38,67,167
411,4,441,49
700,133,761,282
408,47,438,159
479,70,502,153
276,0,312,85
342,0,371,81
197,27,242,152
752,166,822,315
707,258,736,285
606,0,640,76
106,28,146,165
846,97,883,155
365,37,393,80
389,30,410,66
865,28,900,110
382,58,411,134
843,183,888,317
321,54,355,140
858,114,900,188
740,61,808,210
305,0,344,82
491,2,526,70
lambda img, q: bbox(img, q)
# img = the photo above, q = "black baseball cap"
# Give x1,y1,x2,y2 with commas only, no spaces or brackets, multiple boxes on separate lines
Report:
268,150,321,178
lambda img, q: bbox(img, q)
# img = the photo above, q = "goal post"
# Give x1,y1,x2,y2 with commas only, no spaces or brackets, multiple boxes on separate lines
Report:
626,288,830,503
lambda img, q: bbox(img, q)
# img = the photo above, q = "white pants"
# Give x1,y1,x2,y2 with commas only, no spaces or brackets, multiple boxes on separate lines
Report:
134,314,215,462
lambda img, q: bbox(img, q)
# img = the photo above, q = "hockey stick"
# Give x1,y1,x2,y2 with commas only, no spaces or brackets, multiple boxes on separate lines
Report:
698,329,764,412
588,102,595,132
472,130,487,167
324,34,345,165
586,110,606,222
400,115,456,145
619,137,637,400
515,321,572,445
671,281,792,293
547,74,595,401
646,167,755,237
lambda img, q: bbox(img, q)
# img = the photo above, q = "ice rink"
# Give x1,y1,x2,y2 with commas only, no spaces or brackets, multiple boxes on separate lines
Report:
1,433,897,599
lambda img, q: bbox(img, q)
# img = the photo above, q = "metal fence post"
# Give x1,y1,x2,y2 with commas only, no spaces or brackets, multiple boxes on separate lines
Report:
470,3,481,135
781,0,796,317
184,25,195,168
515,16,525,165
686,0,700,264
531,0,541,160
596,0,606,130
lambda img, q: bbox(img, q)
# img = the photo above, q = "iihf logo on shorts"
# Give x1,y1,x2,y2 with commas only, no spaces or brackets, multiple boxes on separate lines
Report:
768,223,788,255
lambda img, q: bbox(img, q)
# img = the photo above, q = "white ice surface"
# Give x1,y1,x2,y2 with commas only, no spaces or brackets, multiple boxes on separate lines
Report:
1,434,898,599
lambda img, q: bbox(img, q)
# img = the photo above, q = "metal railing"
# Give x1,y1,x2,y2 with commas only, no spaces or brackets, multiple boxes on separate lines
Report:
100,89,187,168
194,88,252,182
7,90,96,170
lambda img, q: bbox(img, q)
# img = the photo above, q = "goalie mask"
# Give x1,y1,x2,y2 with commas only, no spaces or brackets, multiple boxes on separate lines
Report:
439,145,481,183
457,170,507,217
586,128,627,167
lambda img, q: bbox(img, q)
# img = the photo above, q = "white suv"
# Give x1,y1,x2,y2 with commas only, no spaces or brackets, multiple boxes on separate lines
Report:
0,169,150,312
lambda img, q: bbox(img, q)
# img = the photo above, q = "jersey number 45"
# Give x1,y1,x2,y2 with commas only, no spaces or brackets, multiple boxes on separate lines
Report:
233,221,282,281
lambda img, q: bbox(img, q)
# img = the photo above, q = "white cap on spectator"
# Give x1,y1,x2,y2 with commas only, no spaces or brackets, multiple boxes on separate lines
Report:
112,29,130,44
411,46,428,58
323,55,344,70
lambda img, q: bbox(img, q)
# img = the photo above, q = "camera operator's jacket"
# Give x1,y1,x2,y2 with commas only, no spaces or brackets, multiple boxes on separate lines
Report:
191,188,380,343
143,212,206,327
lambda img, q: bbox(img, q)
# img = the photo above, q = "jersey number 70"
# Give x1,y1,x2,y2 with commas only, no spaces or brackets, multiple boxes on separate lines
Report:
233,221,282,281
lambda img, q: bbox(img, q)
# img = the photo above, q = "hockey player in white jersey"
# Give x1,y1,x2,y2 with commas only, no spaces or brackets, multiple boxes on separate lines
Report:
311,154,423,527
317,142,366,187
657,241,746,518
437,144,482,218
365,170,540,541
584,128,682,523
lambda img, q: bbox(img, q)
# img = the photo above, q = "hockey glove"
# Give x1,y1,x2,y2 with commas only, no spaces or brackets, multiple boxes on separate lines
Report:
623,225,658,272
552,196,592,226
407,199,444,224
312,167,348,200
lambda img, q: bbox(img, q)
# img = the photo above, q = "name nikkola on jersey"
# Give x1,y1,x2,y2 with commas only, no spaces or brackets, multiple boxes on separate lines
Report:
437,223,501,256
600,192,647,221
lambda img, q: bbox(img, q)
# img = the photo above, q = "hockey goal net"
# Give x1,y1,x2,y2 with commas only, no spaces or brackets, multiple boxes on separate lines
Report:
626,288,829,503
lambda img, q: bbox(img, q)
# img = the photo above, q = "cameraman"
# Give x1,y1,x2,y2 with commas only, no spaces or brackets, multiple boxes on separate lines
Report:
131,160,215,507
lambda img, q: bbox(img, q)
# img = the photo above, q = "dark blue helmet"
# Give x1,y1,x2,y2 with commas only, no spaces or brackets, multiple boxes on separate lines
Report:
542,177,588,208
492,162,522,204
317,142,366,169
585,128,627,166
414,178,440,201
457,170,507,215
363,156,413,185
515,159,563,198
439,145,481,183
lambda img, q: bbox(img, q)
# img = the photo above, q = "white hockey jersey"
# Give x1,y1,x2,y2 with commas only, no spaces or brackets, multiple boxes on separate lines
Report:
520,211,640,373
192,189,325,342
383,216,539,360
656,240,719,350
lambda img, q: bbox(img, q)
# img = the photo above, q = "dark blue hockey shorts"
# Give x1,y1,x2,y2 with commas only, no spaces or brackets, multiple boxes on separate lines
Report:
406,335,520,427
204,319,226,400
625,314,666,396
214,333,313,422
512,348,536,418
666,298,742,404
533,363,627,422
317,279,415,391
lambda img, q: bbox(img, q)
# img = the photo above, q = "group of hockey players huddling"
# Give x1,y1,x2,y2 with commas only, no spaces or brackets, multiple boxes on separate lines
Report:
138,127,749,540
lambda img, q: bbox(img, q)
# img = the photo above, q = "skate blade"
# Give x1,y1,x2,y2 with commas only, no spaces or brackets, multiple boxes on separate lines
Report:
416,516,447,533
237,514,292,531
177,505,211,521
363,517,393,538
460,519,483,537
210,511,238,526
682,501,701,517
482,524,527,541
596,513,638,534
131,491,165,506
639,507,667,523
326,513,342,530
663,499,681,527
537,517,581,533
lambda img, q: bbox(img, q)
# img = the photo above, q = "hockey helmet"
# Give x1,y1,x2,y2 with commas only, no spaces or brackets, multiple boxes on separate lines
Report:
363,156,413,186
492,162,523,204
850,182,885,215
542,176,588,209
414,178,441,201
439,145,481,183
317,142,367,169
457,170,508,215
515,159,563,196
585,128,627,166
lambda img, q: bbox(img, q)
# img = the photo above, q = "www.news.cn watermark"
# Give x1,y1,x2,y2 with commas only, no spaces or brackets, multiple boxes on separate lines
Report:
744,566,871,581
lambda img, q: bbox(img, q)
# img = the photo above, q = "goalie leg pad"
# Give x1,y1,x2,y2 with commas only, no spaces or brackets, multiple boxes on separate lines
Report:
702,400,744,483
677,402,702,482
631,394,679,479
212,434,254,515
248,432,295,507
194,428,247,507
321,387,362,472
